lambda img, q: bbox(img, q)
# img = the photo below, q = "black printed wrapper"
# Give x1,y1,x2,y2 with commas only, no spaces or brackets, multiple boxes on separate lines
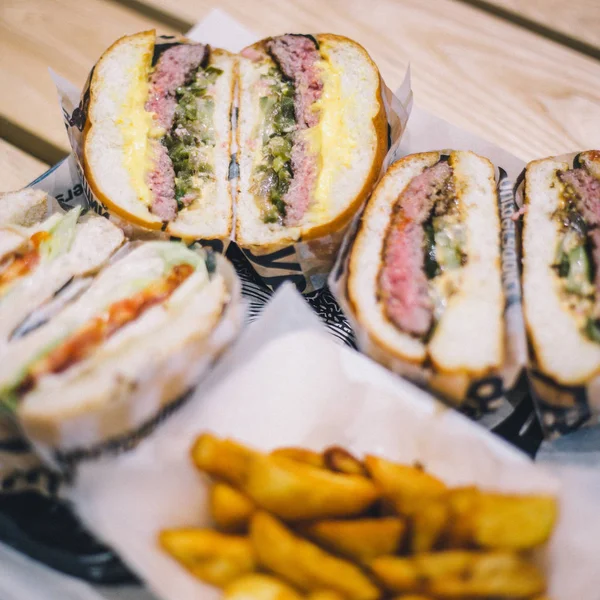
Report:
515,151,600,438
330,153,529,425
54,36,231,254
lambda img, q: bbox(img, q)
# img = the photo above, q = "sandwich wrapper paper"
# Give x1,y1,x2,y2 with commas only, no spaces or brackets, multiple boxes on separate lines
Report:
65,284,600,600
514,152,600,438
330,108,529,430
50,12,411,295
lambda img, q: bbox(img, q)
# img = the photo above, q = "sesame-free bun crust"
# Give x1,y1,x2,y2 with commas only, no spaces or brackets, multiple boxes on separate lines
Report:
83,30,161,230
0,188,48,227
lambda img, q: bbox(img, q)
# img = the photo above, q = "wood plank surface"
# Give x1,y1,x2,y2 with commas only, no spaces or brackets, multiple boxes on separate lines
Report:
1,0,599,166
0,139,48,192
0,0,177,161
485,0,600,49
134,0,600,162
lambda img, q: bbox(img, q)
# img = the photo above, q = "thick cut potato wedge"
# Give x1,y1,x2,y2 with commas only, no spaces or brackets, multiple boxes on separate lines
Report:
471,493,557,550
307,592,346,600
191,434,257,487
371,551,546,598
224,574,302,600
324,447,367,476
250,511,381,600
364,456,446,516
271,447,326,469
303,517,405,563
210,483,255,532
410,497,451,553
244,455,378,521
444,487,479,547
445,488,557,550
159,528,256,587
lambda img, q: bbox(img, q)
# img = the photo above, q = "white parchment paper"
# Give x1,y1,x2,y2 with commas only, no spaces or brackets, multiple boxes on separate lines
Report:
66,285,600,600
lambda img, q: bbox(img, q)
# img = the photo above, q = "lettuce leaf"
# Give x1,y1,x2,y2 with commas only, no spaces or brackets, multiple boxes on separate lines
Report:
38,206,82,262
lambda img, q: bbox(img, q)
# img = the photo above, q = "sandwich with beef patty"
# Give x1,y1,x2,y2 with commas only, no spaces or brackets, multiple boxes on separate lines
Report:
83,31,235,240
236,34,388,252
345,151,505,402
522,150,600,386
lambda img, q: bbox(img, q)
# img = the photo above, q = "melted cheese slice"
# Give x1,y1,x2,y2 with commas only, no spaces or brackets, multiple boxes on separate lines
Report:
304,47,358,221
115,58,157,208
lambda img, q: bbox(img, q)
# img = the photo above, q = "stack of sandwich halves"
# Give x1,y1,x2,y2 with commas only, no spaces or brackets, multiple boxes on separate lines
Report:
83,31,387,254
0,189,242,457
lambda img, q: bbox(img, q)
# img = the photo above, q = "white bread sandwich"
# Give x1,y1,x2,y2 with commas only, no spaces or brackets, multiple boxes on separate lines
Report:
236,34,387,252
0,203,124,342
83,31,235,241
0,188,49,227
522,150,600,386
345,151,505,402
0,241,241,453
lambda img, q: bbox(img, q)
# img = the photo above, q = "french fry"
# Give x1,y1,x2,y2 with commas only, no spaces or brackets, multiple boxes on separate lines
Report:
444,487,480,547
271,447,326,469
159,528,256,587
445,488,558,550
302,517,405,563
244,455,378,521
324,447,367,476
307,592,346,600
223,574,302,600
410,496,451,553
470,493,558,551
176,436,554,598
191,434,257,487
250,511,381,600
371,551,546,598
210,483,255,532
364,456,446,516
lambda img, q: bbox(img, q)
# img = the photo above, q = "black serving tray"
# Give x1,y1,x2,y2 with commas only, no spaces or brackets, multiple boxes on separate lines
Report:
0,491,137,583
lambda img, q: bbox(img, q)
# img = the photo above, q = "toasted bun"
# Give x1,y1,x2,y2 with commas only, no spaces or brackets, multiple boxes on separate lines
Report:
347,151,504,396
236,34,387,252
84,30,160,228
0,188,48,227
83,32,234,240
522,152,600,385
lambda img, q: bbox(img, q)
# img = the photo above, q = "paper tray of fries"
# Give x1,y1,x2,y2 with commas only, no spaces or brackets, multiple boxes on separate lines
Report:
65,286,600,600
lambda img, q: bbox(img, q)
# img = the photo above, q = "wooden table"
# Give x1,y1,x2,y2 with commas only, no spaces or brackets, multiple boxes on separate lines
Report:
1,0,599,192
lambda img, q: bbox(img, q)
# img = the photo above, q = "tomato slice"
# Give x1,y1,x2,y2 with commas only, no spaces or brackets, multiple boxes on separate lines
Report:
0,231,51,294
28,263,195,381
